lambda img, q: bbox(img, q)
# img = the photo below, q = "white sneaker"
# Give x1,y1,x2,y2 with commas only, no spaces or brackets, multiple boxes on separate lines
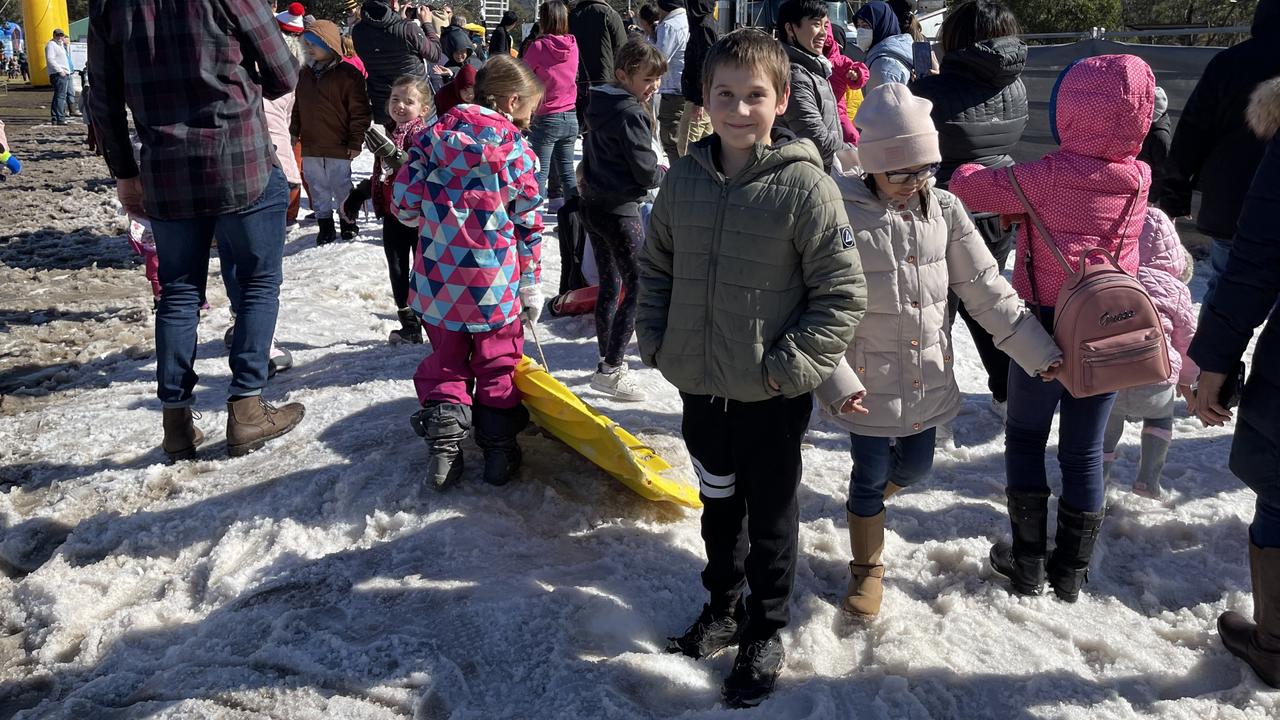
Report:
590,364,646,402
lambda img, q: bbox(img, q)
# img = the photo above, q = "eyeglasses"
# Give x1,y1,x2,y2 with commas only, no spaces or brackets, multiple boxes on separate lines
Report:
884,163,941,185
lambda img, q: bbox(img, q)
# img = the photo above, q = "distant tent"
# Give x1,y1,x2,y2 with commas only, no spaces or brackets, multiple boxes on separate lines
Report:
69,17,89,42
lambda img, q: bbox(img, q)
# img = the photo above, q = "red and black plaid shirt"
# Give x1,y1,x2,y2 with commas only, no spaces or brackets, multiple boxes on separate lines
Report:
88,0,298,220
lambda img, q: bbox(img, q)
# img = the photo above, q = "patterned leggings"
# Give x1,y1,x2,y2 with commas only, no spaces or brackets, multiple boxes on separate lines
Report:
581,203,644,367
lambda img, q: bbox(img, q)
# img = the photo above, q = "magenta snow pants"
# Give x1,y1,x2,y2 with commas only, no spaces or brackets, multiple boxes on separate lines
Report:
414,321,524,409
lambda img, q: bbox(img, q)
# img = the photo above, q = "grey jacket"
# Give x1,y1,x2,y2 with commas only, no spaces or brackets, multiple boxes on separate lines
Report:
815,150,1061,436
637,131,866,402
777,43,844,173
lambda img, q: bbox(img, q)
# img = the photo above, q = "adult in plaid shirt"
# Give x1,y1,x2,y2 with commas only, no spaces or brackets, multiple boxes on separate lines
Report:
89,0,307,461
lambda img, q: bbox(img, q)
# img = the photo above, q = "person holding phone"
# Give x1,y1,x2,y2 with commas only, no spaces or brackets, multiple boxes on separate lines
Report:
1187,74,1280,690
852,1,912,94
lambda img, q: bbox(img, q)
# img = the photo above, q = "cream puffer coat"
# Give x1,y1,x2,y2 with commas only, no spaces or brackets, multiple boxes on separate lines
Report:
815,150,1062,437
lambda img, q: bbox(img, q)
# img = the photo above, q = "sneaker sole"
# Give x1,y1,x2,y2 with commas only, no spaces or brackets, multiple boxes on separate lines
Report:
589,378,646,402
227,410,305,458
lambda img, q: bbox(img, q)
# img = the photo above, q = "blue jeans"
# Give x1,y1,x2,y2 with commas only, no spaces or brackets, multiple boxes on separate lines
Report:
529,110,578,201
847,430,937,517
50,73,68,122
1004,336,1117,513
151,167,288,406
1198,236,1232,325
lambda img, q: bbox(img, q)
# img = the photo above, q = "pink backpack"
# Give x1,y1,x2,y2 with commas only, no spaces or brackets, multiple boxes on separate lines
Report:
1006,167,1171,399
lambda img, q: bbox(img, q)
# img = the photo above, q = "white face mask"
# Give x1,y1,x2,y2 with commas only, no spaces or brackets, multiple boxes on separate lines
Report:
856,27,874,52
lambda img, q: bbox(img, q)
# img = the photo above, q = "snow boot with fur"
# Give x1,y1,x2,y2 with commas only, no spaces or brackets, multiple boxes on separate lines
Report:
411,402,471,489
1045,501,1105,603
666,600,745,659
722,631,785,708
316,217,337,246
1219,543,1280,688
989,488,1050,596
844,510,885,618
389,308,423,345
473,403,529,486
226,396,306,457
162,406,205,462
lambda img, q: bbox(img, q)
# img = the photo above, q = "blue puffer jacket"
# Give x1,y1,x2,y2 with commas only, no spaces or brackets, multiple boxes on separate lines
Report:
864,33,914,93
1188,76,1280,494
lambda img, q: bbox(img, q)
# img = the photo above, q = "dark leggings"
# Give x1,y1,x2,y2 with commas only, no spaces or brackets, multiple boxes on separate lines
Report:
581,203,643,367
383,216,417,309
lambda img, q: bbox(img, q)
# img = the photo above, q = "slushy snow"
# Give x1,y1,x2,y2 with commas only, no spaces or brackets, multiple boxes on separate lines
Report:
1,150,1276,719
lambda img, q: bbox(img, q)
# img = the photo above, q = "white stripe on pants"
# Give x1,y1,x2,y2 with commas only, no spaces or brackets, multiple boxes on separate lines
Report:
301,156,352,217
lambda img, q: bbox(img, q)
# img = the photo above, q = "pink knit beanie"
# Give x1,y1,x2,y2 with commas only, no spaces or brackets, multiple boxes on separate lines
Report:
856,83,941,173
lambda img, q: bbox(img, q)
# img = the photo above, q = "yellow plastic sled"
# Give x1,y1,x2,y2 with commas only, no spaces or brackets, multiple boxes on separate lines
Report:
514,356,701,509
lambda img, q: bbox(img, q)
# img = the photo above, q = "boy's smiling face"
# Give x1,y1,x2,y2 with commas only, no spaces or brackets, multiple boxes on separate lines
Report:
706,63,790,154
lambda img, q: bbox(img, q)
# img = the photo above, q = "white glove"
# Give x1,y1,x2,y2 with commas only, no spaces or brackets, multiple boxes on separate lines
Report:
519,284,543,325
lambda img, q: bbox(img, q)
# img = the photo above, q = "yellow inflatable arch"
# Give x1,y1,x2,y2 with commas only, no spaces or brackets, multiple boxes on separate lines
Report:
22,0,70,87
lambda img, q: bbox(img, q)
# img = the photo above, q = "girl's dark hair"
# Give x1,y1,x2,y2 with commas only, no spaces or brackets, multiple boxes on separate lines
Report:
938,0,1020,54
863,174,932,219
638,4,659,27
538,0,570,36
775,0,827,44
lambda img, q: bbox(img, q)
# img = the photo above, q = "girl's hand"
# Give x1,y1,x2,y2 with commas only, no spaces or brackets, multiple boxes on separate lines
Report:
1176,383,1194,407
1039,360,1063,383
839,392,869,415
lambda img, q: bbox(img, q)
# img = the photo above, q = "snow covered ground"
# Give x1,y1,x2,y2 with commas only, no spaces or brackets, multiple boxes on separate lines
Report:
1,143,1276,719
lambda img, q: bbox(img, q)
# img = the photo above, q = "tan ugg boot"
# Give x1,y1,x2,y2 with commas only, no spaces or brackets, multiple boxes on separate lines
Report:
226,396,305,457
162,406,204,462
1219,543,1280,688
843,510,885,618
883,482,904,500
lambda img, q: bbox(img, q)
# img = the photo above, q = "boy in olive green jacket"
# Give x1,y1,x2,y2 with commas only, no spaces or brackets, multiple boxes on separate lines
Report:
635,29,866,709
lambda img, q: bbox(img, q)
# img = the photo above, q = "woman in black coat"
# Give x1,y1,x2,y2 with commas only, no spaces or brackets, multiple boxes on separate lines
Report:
489,10,519,56
1189,75,1280,689
911,0,1026,409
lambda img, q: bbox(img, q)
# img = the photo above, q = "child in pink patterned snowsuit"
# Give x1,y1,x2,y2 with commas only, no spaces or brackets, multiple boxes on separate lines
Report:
1102,207,1199,498
393,56,545,490
823,25,867,145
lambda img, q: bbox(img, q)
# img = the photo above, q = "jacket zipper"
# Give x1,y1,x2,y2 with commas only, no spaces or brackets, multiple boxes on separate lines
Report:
1084,344,1160,365
706,178,730,384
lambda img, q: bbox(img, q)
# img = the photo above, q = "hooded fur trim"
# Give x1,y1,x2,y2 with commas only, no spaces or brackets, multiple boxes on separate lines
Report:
1248,76,1280,140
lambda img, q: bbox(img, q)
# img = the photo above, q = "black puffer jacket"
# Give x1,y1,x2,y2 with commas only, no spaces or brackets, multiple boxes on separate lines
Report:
680,0,718,106
352,0,440,126
1188,77,1280,494
910,36,1028,187
581,84,664,215
1139,88,1172,207
569,0,628,86
1162,0,1280,240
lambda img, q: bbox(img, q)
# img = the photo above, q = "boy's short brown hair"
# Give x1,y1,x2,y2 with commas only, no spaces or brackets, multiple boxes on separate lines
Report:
701,28,790,101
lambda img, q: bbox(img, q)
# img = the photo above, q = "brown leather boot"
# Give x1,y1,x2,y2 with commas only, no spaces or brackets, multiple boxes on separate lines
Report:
226,396,305,457
162,406,205,462
843,510,886,618
1219,543,1280,687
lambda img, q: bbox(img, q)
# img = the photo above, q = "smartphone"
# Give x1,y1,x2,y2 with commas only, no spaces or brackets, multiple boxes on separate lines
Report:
912,41,933,77
1220,361,1246,410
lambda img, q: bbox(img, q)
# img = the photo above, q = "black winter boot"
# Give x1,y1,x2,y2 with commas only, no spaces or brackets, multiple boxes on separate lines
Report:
389,307,423,345
473,403,529,486
316,217,337,246
989,488,1050,596
410,402,471,489
340,216,358,240
1046,501,1105,603
665,600,745,659
722,631,785,708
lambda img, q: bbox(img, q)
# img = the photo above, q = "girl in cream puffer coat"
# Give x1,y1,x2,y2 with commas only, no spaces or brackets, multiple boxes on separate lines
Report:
814,84,1062,621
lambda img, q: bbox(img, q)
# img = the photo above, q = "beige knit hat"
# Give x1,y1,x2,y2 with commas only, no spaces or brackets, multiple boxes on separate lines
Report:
856,83,941,174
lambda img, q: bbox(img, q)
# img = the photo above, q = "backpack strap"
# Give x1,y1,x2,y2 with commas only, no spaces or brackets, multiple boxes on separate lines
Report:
1005,167,1073,276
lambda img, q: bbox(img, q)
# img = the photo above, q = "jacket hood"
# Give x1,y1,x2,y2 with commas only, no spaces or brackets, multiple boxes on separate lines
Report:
1138,207,1185,278
854,1,904,48
940,36,1026,88
785,42,831,79
1152,86,1168,122
442,25,474,59
430,104,525,182
530,32,577,62
1254,0,1280,38
303,20,344,57
587,84,642,128
865,33,914,72
688,127,823,184
1248,76,1280,140
361,0,396,27
1049,54,1154,162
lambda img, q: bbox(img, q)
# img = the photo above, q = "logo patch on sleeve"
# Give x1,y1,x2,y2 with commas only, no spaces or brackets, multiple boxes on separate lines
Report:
840,226,855,250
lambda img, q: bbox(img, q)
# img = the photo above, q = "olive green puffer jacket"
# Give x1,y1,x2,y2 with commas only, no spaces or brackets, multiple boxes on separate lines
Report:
636,132,867,402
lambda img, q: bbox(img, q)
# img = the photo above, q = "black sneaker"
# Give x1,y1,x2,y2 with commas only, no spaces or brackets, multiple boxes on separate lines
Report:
722,633,785,708
665,602,743,659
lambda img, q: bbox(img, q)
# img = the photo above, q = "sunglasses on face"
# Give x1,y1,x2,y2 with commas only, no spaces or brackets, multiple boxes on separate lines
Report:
884,163,941,184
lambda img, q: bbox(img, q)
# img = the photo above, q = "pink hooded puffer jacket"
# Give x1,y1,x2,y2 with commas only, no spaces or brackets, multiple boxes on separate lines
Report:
823,25,867,145
950,54,1155,306
1137,206,1199,386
